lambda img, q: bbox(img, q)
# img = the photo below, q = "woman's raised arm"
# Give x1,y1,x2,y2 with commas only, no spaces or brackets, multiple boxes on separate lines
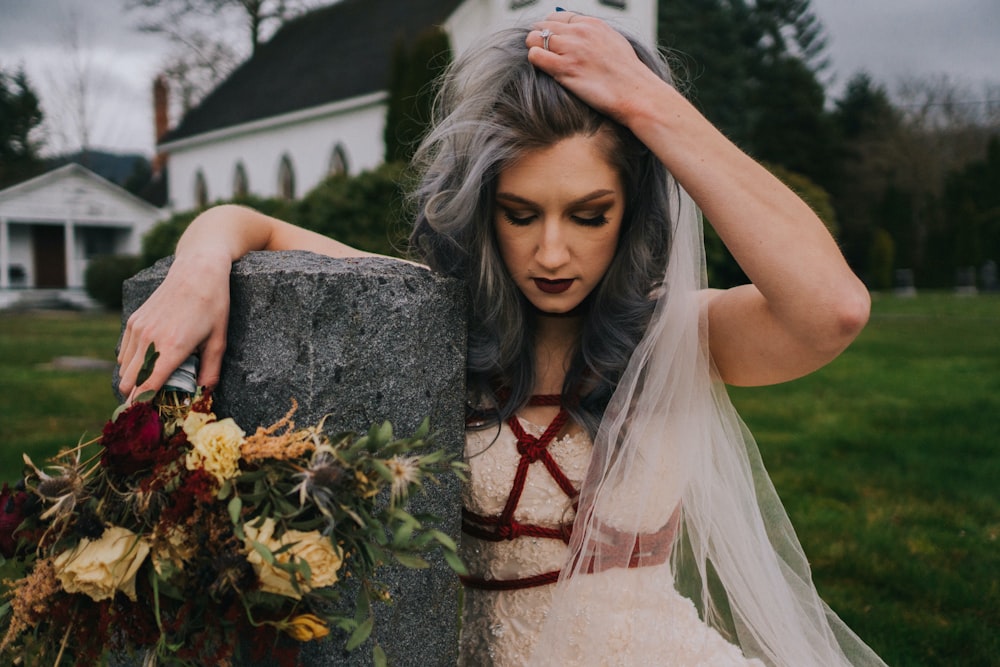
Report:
117,204,375,397
528,13,870,386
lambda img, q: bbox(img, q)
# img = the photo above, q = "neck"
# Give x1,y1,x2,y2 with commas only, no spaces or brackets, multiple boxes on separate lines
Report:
532,311,583,395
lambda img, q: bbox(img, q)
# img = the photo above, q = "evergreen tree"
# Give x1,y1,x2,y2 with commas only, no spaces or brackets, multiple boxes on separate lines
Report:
384,28,452,164
829,73,902,278
659,0,835,183
0,65,45,189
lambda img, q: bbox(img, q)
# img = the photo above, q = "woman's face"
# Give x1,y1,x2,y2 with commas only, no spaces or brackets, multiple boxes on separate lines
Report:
493,134,625,315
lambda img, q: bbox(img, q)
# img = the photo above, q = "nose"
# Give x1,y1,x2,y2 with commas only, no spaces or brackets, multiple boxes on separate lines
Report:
535,218,570,270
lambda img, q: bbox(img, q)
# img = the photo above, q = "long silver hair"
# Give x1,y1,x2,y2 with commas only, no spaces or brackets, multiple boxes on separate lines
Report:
409,25,676,434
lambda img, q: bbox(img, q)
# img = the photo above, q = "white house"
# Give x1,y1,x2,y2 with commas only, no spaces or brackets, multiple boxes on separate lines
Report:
158,0,656,212
0,164,163,307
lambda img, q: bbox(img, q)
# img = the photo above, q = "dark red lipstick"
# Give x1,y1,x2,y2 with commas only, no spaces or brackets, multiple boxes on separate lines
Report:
533,278,573,294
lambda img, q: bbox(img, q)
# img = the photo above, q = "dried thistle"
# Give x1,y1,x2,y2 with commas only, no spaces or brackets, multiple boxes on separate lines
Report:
22,453,87,522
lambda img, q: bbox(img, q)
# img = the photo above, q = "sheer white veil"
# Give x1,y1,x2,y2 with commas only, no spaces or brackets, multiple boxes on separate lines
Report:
528,182,888,666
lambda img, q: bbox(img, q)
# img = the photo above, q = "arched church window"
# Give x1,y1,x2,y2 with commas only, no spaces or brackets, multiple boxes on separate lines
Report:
278,154,296,200
194,170,209,209
233,162,249,198
328,143,350,177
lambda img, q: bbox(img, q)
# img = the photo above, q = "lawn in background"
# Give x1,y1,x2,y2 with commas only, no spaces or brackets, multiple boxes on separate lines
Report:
729,293,1000,666
0,311,122,474
1,294,998,666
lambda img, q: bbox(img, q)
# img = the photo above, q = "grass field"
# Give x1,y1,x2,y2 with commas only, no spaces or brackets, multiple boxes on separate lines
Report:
1,294,998,666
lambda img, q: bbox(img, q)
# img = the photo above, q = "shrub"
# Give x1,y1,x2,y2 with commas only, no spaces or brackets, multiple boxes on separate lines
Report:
84,255,143,310
141,211,197,268
296,161,411,257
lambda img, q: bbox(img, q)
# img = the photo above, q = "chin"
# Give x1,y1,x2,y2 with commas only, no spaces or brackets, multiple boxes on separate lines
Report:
529,300,587,318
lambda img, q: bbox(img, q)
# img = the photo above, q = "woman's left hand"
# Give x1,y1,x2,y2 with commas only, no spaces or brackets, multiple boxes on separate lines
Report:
526,11,665,125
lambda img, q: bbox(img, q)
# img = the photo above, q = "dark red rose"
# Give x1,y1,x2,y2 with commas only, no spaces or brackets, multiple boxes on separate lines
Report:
0,482,30,558
101,401,164,475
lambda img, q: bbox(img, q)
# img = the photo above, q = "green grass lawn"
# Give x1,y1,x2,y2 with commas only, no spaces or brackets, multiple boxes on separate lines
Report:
729,293,1000,667
0,310,122,473
1,294,998,666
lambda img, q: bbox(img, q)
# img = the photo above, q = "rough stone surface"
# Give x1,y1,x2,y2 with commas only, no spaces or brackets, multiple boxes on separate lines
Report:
117,252,467,666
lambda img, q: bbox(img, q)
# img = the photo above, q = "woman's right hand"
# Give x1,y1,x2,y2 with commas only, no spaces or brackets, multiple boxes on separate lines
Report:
117,250,232,399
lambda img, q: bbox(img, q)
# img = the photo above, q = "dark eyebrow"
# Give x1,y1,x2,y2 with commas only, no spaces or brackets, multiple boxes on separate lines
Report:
495,189,616,208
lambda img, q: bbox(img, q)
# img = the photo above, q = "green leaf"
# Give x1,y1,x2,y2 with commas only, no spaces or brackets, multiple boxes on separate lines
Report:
413,416,430,439
393,553,430,569
111,401,129,422
378,421,394,443
354,588,371,622
345,616,374,651
443,549,469,576
392,521,415,547
228,496,243,525
135,342,160,388
373,645,388,667
251,540,275,565
429,529,457,552
134,389,157,404
370,459,393,483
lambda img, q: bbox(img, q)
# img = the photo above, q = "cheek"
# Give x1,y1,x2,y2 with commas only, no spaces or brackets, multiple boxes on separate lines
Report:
493,221,521,273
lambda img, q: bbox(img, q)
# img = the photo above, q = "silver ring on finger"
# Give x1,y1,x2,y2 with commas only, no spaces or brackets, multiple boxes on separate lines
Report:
541,28,553,51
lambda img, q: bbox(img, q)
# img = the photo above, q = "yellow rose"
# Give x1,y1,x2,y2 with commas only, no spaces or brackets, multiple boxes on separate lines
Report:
185,417,244,484
244,518,343,599
284,613,330,642
53,526,150,602
182,410,214,439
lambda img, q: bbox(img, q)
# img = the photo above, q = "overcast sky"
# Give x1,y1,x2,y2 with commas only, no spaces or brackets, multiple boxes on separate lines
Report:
1,0,998,157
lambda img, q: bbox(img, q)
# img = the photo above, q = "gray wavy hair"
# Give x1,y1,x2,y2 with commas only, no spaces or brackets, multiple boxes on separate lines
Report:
409,24,677,436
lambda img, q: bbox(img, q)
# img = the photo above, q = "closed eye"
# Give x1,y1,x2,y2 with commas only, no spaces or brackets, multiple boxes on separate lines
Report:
572,213,609,227
502,210,536,226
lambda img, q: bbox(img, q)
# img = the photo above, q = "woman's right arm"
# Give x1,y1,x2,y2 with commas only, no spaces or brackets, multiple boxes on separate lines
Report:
117,204,375,397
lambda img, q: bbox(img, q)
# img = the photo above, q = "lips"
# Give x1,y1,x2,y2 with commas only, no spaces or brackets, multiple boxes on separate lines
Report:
533,278,574,294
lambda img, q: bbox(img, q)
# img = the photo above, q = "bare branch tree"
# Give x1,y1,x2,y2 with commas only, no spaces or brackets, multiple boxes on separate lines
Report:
41,11,114,155
124,0,323,56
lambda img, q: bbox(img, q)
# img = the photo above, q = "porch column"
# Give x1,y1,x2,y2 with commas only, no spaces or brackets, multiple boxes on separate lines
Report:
64,219,77,289
0,217,8,289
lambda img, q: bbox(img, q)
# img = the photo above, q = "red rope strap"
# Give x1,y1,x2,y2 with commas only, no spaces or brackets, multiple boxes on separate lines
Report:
462,395,580,590
459,569,561,591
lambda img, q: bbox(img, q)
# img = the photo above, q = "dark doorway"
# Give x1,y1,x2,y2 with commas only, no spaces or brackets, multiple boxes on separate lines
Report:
32,225,66,288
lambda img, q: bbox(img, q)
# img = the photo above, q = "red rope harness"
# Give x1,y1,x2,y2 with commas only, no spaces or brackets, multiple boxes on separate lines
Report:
460,395,678,591
461,395,576,590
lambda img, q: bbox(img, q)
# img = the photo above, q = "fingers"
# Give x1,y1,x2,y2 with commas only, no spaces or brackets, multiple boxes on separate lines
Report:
196,333,227,390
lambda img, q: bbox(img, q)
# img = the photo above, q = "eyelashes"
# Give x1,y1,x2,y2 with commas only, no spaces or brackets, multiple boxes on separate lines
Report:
500,210,611,227
502,211,535,226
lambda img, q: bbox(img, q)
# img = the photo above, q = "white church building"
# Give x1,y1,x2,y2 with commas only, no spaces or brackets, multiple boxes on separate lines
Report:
158,0,656,212
0,164,162,307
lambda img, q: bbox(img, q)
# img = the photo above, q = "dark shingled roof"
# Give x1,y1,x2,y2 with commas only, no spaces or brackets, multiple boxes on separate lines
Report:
162,0,464,144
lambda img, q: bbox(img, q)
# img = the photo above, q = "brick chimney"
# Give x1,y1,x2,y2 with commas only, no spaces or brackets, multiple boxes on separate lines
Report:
152,75,169,176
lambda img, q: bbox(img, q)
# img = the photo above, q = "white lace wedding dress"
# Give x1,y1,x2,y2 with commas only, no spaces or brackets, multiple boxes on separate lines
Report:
458,416,766,667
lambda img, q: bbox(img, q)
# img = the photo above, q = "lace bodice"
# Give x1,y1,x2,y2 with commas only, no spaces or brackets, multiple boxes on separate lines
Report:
459,418,590,666
458,416,766,667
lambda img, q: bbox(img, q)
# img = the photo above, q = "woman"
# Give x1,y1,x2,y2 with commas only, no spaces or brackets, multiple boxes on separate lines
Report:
118,12,887,667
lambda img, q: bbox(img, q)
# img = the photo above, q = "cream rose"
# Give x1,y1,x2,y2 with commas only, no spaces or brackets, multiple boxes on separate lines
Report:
185,417,244,484
182,410,213,439
244,518,343,599
53,526,150,602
